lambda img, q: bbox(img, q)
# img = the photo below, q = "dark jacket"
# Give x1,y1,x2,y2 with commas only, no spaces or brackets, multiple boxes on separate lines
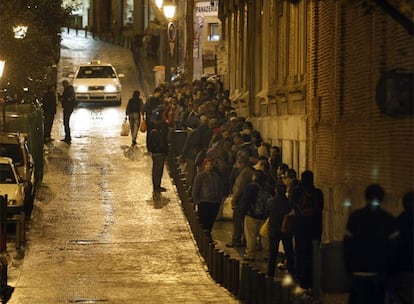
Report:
62,85,75,110
343,205,398,274
268,193,292,236
192,170,222,204
182,123,212,160
292,185,324,239
148,123,168,154
42,91,57,115
240,182,270,219
396,209,413,272
144,95,160,116
126,97,143,115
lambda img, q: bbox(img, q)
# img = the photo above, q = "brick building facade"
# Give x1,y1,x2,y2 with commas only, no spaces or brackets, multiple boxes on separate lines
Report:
219,0,414,240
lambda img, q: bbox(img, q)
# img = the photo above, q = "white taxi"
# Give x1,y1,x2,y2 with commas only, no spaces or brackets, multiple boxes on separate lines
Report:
0,157,25,215
71,60,123,105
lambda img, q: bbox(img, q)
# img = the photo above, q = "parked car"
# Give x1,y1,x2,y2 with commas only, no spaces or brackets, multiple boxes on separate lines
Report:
0,157,25,215
0,133,35,217
70,60,124,105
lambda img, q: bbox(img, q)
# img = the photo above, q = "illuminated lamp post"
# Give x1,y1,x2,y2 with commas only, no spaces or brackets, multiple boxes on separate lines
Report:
162,0,176,85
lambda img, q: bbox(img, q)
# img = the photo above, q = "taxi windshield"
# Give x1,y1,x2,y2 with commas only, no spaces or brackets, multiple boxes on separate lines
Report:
77,66,116,79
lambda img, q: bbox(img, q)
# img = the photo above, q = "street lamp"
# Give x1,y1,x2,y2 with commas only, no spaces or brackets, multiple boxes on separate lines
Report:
163,1,176,20
155,0,163,9
162,0,176,85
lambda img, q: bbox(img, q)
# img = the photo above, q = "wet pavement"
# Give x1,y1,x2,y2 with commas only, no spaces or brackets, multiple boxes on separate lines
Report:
6,30,237,303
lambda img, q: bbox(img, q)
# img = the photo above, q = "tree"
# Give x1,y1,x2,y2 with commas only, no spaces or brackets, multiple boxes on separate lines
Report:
0,0,71,97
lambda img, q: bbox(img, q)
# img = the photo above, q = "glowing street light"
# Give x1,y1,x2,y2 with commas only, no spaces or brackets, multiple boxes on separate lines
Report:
13,25,28,39
0,61,5,78
163,0,176,20
155,0,163,9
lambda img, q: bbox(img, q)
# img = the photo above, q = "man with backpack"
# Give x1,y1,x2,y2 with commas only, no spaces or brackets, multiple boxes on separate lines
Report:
240,170,272,261
291,170,324,290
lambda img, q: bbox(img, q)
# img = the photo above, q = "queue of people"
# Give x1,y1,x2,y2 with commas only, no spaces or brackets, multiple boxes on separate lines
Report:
140,78,412,304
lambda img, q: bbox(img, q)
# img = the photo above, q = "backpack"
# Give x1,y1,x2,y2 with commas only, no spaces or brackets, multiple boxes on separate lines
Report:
150,105,164,123
251,185,272,218
297,189,317,216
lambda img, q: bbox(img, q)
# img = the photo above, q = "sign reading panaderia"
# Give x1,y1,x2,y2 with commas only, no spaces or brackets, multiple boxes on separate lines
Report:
195,1,218,17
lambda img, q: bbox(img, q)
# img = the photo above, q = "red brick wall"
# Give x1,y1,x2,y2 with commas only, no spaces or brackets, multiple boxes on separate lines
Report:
312,0,414,240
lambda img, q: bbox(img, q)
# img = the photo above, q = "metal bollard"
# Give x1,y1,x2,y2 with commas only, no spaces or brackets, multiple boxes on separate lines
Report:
279,279,289,304
223,253,230,290
264,275,276,304
207,241,215,278
230,258,240,297
238,262,250,301
216,250,224,284
84,26,88,38
253,270,266,304
312,240,321,300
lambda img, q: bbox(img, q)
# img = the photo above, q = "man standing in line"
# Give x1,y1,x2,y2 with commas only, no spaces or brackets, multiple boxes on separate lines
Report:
60,80,75,144
41,85,57,143
191,159,222,234
292,170,324,290
343,184,398,304
226,154,254,248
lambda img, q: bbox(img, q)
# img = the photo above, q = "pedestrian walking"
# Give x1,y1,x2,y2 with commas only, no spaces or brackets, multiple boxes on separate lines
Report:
59,79,76,144
343,184,399,304
41,85,57,143
394,191,413,304
126,90,143,146
147,109,168,193
267,183,294,277
191,159,223,233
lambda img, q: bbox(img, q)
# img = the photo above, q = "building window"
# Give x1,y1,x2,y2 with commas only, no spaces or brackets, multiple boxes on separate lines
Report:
208,23,220,41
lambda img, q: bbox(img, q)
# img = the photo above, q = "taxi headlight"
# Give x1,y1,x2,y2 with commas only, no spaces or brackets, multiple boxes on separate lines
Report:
105,85,117,93
76,85,88,93
7,199,17,206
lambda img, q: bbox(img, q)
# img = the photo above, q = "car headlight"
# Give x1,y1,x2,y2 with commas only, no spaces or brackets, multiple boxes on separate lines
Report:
105,85,118,92
76,85,88,93
7,199,17,206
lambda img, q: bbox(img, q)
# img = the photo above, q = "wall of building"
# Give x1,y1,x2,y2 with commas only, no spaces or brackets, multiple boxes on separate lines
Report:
222,0,414,241
311,0,414,240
